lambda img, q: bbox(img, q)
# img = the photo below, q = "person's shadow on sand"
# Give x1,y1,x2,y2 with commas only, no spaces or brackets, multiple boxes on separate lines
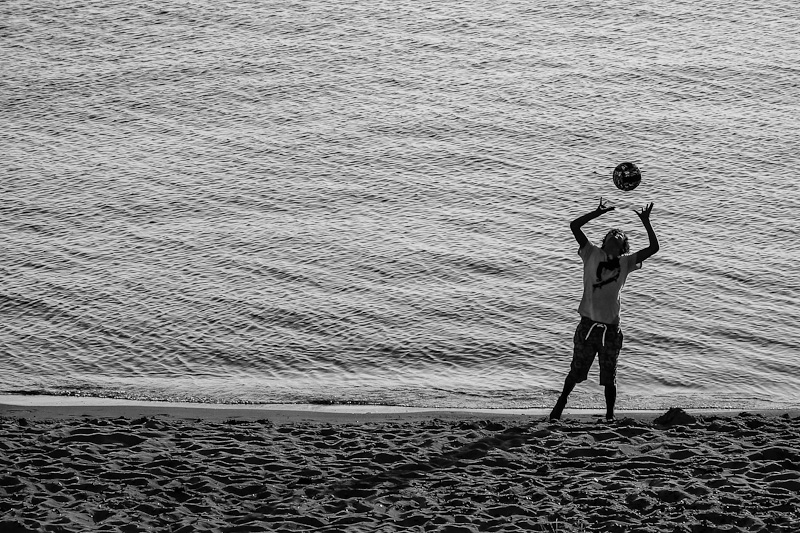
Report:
326,421,534,499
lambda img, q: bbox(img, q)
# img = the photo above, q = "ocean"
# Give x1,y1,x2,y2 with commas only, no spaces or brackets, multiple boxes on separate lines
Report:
2,0,799,410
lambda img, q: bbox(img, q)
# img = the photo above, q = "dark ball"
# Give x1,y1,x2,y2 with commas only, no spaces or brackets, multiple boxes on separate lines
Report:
612,162,642,191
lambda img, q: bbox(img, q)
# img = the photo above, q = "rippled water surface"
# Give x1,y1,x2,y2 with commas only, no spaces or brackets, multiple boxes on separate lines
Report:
2,0,799,409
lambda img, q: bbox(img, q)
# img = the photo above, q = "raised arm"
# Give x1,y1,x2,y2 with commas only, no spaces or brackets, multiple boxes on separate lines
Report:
570,197,615,248
633,202,660,263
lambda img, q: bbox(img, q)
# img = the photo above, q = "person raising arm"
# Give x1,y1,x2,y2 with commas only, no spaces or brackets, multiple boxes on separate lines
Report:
632,202,659,264
549,198,660,422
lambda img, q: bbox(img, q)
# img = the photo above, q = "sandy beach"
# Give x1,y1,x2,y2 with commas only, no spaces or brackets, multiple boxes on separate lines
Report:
1,398,799,532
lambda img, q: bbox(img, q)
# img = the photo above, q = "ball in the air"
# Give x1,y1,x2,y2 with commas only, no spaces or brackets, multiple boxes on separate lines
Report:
612,162,642,191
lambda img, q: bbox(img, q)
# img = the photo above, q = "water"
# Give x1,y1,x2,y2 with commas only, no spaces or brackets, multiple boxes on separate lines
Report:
2,0,799,410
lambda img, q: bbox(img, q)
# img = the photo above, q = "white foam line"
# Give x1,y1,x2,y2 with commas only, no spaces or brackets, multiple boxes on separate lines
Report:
0,394,769,416
0,394,541,414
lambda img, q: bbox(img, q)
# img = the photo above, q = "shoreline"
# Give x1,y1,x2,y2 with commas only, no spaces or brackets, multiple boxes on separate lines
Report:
3,394,796,423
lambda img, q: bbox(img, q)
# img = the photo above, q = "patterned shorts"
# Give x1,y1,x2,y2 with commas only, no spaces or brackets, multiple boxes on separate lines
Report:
568,317,624,386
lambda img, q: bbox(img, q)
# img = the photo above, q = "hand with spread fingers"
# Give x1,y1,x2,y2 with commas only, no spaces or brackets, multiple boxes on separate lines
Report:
634,202,654,223
595,197,616,215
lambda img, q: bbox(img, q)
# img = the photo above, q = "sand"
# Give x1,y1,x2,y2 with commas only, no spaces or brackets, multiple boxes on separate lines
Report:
1,398,799,532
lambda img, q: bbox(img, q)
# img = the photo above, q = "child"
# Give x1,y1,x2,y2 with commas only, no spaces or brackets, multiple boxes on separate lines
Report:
549,198,660,422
